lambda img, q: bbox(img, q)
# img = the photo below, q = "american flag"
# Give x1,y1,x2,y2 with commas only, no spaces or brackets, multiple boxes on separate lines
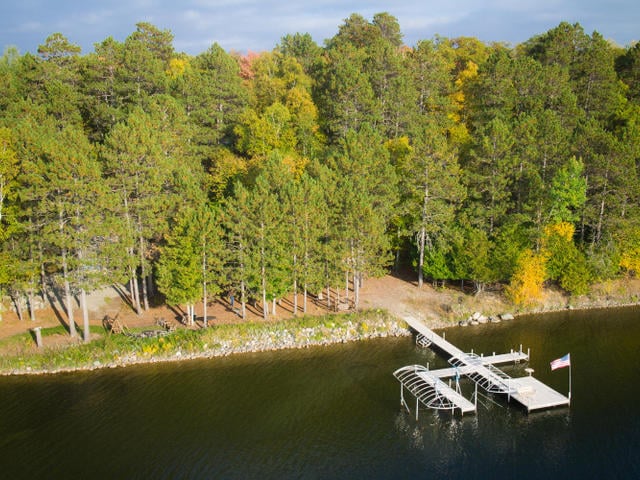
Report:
550,353,571,370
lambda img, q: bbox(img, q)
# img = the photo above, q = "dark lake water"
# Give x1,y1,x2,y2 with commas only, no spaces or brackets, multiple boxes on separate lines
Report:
0,306,638,479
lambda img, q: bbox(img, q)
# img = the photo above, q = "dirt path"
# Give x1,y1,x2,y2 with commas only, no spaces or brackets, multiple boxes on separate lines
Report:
2,273,638,351
358,273,513,328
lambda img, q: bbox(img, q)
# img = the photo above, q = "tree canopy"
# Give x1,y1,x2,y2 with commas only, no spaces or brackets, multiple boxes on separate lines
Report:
1,14,639,329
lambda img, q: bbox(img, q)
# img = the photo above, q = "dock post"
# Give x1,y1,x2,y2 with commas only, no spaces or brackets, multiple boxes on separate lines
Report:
475,383,478,408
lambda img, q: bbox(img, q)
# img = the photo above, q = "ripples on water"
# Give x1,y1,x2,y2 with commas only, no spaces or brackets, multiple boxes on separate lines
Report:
0,307,638,479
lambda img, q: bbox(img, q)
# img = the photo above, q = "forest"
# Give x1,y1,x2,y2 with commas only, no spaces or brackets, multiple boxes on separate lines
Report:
0,13,639,342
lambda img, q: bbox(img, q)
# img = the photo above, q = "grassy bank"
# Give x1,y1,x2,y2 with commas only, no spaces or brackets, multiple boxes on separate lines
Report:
0,309,409,376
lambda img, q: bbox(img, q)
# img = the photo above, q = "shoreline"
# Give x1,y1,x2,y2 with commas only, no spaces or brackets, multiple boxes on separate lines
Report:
0,311,412,377
2,299,639,378
7,328,413,377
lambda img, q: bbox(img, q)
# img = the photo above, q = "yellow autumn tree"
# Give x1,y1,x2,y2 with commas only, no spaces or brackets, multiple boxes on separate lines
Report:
166,56,189,79
618,227,640,276
505,249,547,306
543,221,574,243
447,60,477,145
542,221,591,295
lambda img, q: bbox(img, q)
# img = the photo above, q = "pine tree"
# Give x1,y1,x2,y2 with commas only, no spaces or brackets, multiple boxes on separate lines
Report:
329,125,398,306
101,107,180,314
156,210,202,325
399,122,464,287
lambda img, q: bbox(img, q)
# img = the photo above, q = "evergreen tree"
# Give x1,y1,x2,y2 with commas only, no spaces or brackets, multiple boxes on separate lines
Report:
616,42,640,104
399,122,464,287
329,125,398,306
101,106,181,314
80,37,127,140
156,210,202,325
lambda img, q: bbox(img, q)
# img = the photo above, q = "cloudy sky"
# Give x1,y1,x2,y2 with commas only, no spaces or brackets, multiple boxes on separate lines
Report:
1,0,638,56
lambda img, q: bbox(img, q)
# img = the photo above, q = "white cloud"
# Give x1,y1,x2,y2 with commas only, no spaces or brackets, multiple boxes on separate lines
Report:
12,21,43,33
1,0,638,56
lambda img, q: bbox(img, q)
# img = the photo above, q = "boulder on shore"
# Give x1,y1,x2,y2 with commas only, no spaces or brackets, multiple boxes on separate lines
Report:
500,313,515,321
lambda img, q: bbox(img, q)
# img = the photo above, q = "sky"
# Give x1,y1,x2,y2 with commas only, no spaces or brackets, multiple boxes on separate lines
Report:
1,0,638,56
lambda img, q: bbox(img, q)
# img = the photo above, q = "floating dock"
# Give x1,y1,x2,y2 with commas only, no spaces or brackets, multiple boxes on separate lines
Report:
394,317,570,417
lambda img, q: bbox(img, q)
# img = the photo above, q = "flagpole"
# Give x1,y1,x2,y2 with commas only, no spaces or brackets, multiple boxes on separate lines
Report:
568,353,572,406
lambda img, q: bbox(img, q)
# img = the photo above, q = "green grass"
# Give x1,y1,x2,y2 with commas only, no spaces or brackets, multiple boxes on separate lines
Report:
0,309,405,375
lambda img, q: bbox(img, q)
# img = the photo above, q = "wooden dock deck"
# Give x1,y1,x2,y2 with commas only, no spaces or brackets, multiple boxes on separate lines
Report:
397,316,570,414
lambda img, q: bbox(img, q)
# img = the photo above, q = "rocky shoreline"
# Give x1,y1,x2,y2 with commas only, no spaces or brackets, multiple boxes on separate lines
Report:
3,294,639,377
1,314,412,377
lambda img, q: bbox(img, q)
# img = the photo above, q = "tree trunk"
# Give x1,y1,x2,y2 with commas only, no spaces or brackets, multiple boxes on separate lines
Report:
293,278,298,316
146,274,154,298
12,293,23,322
418,225,426,288
40,252,46,304
61,247,76,338
28,290,36,322
261,287,268,319
139,235,149,311
303,284,307,313
354,271,359,309
240,278,247,320
595,195,606,246
123,195,140,314
272,297,277,316
260,225,268,320
345,271,349,300
202,247,208,327
80,288,90,343
130,273,141,315
418,173,430,289
292,253,298,316
326,286,331,310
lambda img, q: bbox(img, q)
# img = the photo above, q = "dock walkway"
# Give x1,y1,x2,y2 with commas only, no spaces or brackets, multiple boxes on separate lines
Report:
396,317,570,415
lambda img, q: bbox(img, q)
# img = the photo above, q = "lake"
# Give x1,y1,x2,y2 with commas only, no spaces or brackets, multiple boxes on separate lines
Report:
0,306,638,479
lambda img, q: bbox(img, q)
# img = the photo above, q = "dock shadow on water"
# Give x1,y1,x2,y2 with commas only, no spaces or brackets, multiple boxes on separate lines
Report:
0,307,638,479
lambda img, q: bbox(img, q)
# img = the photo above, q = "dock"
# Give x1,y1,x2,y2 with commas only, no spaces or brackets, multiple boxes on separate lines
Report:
394,365,476,418
394,317,570,417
